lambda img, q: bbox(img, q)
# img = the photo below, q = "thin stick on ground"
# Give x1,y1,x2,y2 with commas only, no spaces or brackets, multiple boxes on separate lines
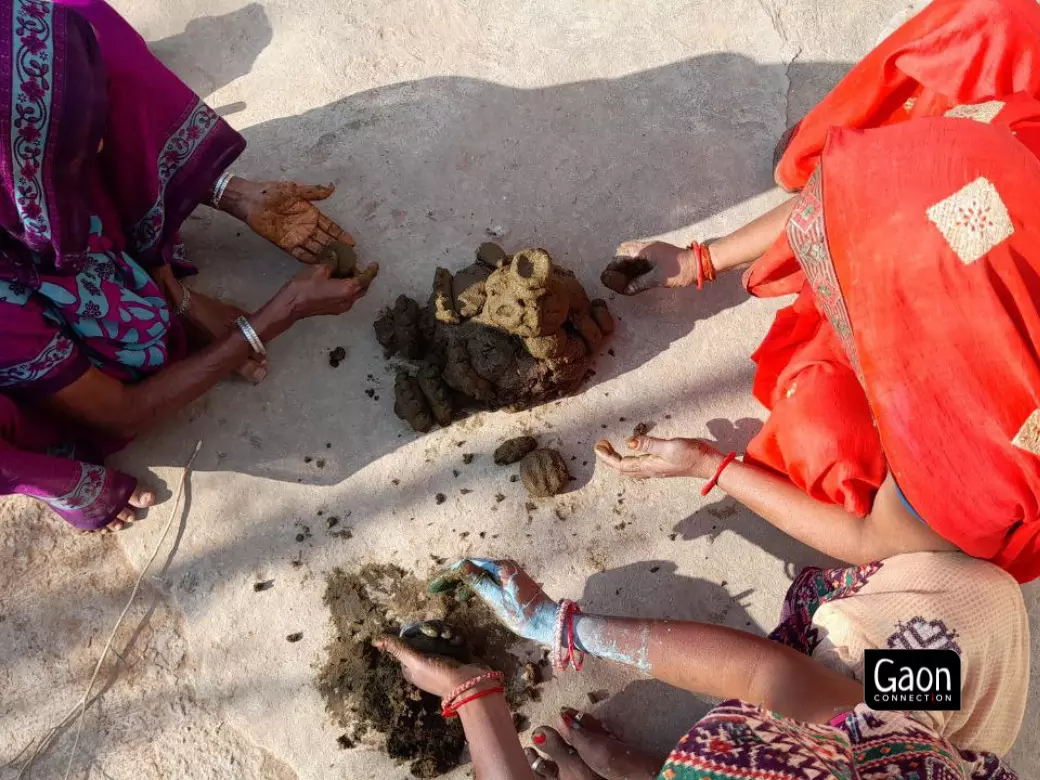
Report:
5,441,202,780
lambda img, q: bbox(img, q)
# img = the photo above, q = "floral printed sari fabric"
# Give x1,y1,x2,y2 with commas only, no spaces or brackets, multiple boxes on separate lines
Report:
0,0,243,529
657,701,1016,780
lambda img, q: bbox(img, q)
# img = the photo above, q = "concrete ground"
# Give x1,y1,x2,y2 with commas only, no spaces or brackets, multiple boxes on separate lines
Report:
2,0,1038,778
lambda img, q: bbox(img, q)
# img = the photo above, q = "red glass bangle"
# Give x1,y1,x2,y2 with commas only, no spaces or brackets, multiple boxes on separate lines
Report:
441,686,505,718
701,452,737,496
703,244,717,283
690,242,716,290
443,671,504,708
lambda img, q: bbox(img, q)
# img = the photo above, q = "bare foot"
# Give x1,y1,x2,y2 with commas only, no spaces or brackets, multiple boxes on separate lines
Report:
526,709,661,780
85,485,156,534
183,290,268,383
526,728,599,780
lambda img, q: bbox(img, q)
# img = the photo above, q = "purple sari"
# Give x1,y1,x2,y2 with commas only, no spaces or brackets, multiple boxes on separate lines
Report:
0,0,244,529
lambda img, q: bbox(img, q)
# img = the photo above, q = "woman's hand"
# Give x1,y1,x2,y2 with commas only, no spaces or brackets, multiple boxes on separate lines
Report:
430,559,560,645
601,241,699,295
375,627,487,700
222,177,355,263
181,290,267,383
268,264,366,326
594,435,723,480
380,621,537,780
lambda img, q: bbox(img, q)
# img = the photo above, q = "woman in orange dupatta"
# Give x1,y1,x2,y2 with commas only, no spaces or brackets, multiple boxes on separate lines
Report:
596,0,1040,583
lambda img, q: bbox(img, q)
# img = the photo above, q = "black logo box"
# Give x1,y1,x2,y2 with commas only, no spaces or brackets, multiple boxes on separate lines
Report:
864,649,962,711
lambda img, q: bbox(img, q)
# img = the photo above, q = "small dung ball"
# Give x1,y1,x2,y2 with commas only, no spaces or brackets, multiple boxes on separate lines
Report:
520,448,570,497
493,435,539,465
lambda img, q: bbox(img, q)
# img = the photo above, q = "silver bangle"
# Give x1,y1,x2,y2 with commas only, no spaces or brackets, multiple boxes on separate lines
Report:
211,171,234,208
174,282,192,317
235,315,266,357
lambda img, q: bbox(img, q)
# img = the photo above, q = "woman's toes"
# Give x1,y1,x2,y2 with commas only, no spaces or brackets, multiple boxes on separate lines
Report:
114,507,139,529
561,708,613,737
558,713,660,780
129,486,156,509
531,727,601,780
93,489,157,535
525,747,559,778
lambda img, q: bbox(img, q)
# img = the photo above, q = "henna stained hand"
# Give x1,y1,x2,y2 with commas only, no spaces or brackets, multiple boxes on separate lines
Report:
219,177,355,263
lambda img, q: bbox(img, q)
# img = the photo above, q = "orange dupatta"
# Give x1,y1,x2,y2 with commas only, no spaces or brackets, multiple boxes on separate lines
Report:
826,111,1040,582
742,0,1040,580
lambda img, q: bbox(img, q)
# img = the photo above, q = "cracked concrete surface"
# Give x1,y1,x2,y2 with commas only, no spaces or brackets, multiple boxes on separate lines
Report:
1,0,1038,778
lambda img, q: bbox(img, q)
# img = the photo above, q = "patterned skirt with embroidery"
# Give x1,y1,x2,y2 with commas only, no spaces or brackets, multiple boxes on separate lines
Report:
655,557,1020,779
657,700,1015,780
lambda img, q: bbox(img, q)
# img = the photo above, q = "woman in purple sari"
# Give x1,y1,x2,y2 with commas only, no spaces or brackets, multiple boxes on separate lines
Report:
0,0,368,532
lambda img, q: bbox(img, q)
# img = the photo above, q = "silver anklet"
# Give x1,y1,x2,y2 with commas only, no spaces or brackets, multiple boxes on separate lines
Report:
174,282,192,317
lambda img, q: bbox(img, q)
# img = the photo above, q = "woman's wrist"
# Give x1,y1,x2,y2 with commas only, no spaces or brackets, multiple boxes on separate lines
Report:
677,247,700,287
692,449,726,480
446,673,502,701
452,686,507,715
441,672,506,716
525,601,563,646
250,295,295,343
215,175,255,222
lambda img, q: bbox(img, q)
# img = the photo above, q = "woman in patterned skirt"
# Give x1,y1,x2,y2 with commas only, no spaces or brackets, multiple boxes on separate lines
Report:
597,0,1040,583
0,0,367,531
377,555,1027,779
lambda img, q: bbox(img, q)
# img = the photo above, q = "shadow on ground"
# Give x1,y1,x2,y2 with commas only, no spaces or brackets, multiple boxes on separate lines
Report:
149,4,272,105
575,560,757,757
3,25,872,773
123,53,853,490
9,12,1040,777
96,44,857,657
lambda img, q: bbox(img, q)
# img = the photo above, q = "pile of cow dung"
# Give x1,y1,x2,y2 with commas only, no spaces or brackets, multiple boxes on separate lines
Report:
319,564,544,777
374,244,614,432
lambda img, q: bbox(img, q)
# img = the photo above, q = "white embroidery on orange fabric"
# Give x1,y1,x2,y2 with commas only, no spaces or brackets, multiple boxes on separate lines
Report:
903,97,918,112
1013,410,1040,456
926,177,1014,265
944,100,1005,124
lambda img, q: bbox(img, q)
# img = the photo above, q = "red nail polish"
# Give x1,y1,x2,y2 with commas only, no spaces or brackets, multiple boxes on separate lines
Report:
560,711,574,726
532,733,546,745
